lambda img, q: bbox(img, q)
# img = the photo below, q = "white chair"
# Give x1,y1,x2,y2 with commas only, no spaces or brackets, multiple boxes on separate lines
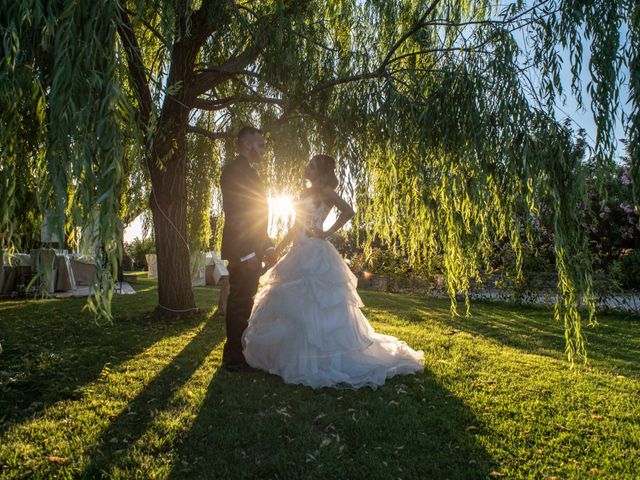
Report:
146,254,158,279
205,252,230,315
55,254,77,291
0,251,9,294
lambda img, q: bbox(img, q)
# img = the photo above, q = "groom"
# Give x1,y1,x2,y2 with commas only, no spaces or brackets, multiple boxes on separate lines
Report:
220,126,276,371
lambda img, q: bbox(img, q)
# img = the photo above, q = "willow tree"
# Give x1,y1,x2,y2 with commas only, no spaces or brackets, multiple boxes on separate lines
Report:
2,1,637,359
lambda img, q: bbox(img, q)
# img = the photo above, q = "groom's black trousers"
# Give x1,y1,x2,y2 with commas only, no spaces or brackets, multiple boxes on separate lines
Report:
223,261,261,366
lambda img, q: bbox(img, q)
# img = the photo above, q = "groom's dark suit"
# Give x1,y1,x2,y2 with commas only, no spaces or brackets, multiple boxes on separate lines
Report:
220,154,273,366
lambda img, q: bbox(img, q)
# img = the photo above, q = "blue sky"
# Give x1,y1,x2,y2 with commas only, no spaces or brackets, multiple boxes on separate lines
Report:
552,48,629,162
513,8,631,162
554,68,630,161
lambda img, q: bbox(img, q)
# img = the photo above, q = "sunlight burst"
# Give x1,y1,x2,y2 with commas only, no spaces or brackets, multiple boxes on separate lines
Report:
268,195,296,237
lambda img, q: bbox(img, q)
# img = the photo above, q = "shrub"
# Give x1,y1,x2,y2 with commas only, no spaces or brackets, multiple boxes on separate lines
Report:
124,237,155,271
610,250,640,291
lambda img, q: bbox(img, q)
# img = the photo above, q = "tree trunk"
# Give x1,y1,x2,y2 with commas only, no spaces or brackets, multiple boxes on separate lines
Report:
149,129,197,316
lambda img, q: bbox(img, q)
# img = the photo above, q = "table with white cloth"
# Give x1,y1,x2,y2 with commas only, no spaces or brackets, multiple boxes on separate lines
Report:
32,249,82,292
0,252,32,295
0,250,99,295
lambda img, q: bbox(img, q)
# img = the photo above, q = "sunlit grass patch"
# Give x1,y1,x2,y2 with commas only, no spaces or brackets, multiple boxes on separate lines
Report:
0,279,638,479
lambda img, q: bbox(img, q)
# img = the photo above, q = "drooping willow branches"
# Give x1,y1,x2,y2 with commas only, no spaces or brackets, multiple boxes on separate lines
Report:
1,0,637,360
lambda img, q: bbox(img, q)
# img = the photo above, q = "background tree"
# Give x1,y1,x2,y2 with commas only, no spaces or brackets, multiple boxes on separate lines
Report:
1,0,637,359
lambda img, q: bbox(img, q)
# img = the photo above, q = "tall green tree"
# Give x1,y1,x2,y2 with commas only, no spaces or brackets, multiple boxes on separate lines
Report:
1,0,637,359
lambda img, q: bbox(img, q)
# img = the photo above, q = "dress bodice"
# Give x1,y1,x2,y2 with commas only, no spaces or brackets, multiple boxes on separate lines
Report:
301,197,331,230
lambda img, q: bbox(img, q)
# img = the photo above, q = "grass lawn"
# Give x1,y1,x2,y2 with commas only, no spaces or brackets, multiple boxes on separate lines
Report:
0,277,639,479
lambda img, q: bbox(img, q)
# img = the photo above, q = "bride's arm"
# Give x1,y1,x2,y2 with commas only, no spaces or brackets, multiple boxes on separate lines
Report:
312,186,355,239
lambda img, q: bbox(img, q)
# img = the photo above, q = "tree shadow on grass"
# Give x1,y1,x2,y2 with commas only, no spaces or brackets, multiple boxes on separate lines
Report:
361,290,640,377
80,316,225,477
460,301,640,376
167,368,495,479
0,281,213,437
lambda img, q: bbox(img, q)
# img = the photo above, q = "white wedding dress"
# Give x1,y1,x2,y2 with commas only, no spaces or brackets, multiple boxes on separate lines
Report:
242,197,424,389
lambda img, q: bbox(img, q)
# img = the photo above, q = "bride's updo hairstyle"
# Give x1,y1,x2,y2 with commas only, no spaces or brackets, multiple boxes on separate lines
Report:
311,154,338,190
302,154,339,206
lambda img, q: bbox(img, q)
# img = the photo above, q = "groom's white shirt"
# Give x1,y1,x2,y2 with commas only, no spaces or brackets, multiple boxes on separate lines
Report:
240,246,275,263
240,252,256,262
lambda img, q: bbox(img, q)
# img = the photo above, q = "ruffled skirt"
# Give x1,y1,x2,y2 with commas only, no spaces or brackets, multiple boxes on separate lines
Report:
242,235,424,389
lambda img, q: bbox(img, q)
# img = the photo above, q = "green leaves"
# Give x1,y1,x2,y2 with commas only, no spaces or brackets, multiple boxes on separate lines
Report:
2,0,636,358
1,0,132,321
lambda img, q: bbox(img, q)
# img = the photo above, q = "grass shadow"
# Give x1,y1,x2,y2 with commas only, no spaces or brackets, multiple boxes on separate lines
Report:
360,290,640,377
464,300,640,375
80,315,225,477
167,367,495,479
0,279,219,437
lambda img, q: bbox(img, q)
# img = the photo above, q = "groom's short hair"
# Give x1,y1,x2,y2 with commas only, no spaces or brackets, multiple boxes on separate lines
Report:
238,126,263,143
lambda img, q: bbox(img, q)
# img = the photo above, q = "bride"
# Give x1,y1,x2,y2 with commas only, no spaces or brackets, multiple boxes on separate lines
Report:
242,154,424,389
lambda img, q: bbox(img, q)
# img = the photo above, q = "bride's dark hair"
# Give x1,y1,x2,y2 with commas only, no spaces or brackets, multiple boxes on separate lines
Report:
310,154,338,189
302,154,339,205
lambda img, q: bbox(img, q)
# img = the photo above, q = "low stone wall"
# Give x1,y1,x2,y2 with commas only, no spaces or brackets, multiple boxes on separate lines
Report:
355,272,640,315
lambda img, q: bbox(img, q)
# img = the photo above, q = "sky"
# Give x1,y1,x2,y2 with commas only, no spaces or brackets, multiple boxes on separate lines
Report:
512,10,631,162
553,71,630,160
124,214,146,243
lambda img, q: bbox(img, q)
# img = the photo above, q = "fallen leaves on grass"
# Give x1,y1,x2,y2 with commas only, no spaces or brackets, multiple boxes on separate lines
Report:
47,456,69,463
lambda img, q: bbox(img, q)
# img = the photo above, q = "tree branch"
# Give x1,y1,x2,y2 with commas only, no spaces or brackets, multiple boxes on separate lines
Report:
284,1,441,104
379,0,441,70
305,70,389,99
262,99,331,133
141,17,170,47
263,110,304,132
388,47,488,65
117,7,153,127
123,6,170,46
187,0,232,49
183,0,501,137
193,94,284,111
157,0,231,120
187,125,236,140
187,48,260,101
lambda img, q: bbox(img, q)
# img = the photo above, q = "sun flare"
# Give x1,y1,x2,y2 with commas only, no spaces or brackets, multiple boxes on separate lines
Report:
268,195,296,236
